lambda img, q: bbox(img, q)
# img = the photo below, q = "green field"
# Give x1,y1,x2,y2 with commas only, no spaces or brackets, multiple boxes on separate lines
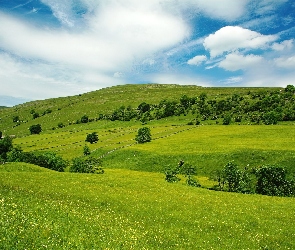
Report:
1,164,295,249
1,84,295,249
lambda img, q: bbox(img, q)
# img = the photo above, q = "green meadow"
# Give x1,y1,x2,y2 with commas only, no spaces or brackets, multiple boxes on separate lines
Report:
1,84,295,249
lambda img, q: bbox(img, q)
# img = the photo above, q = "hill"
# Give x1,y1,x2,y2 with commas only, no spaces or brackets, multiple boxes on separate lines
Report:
0,84,284,137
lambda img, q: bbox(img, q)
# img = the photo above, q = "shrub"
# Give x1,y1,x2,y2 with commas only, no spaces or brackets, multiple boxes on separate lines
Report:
0,136,13,160
135,127,151,143
217,162,252,193
222,114,232,125
164,160,183,183
81,115,89,123
83,145,91,155
254,165,295,197
70,156,104,174
29,124,42,134
85,132,99,144
182,165,201,187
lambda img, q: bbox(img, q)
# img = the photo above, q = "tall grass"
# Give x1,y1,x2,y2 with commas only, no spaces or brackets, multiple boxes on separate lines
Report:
1,166,295,249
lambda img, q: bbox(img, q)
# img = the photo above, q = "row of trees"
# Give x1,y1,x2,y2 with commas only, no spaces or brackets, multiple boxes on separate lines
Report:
95,85,295,125
215,162,295,197
165,160,295,197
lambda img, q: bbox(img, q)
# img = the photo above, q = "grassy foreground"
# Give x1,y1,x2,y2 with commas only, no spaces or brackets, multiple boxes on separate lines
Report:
1,164,295,249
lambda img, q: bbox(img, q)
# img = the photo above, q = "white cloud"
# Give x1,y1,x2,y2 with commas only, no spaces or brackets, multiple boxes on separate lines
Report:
272,39,293,51
275,56,295,69
204,26,278,57
151,73,212,87
218,53,263,71
187,55,207,66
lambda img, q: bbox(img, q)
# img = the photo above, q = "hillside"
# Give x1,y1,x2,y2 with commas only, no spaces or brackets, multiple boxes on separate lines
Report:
0,84,283,137
1,84,295,249
1,83,295,177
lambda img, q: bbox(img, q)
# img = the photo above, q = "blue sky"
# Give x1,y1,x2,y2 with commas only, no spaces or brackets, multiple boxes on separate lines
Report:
0,0,295,106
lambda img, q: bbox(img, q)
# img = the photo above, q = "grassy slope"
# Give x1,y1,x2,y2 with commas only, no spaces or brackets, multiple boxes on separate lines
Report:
1,165,295,249
0,84,281,137
1,84,295,249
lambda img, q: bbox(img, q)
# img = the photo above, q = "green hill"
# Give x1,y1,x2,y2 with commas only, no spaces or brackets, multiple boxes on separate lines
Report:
1,83,295,249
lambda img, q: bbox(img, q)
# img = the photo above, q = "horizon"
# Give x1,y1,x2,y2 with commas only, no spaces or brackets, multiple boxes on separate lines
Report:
1,0,295,106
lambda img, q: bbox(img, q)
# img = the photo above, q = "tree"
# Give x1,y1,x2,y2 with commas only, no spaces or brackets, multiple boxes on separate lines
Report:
0,136,13,160
83,145,91,155
29,124,42,134
135,127,151,143
13,116,19,123
70,156,104,174
85,132,99,144
254,165,295,197
81,115,89,123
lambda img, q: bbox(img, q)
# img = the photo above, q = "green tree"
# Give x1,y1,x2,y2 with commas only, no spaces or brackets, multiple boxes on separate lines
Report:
83,145,91,155
70,156,104,174
12,116,19,122
135,127,151,143
85,132,99,144
0,136,13,160
81,115,89,123
254,165,295,197
29,124,42,134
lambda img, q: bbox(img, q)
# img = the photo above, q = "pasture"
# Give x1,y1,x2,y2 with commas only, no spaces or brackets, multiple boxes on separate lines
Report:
1,164,295,249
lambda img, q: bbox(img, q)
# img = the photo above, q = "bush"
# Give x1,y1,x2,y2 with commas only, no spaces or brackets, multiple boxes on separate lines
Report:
85,132,99,144
254,165,295,197
0,136,13,160
135,127,151,143
29,124,42,134
81,115,89,123
217,162,252,193
83,145,91,155
70,156,104,174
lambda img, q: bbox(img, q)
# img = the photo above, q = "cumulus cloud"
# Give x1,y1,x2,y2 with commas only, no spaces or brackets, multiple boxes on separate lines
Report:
187,55,207,66
272,39,293,51
218,53,263,71
204,26,278,57
275,56,295,69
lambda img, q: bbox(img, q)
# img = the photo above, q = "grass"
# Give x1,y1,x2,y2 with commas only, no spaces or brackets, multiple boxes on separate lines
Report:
1,84,295,249
1,166,295,249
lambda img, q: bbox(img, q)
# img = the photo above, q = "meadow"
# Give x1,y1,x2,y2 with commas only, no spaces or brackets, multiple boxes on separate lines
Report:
1,163,295,249
1,84,295,249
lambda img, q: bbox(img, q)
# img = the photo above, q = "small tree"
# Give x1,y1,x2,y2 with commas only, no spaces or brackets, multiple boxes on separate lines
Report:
135,127,151,143
81,115,89,123
70,156,104,174
254,165,295,197
0,136,13,160
29,124,42,134
83,145,91,155
85,132,99,144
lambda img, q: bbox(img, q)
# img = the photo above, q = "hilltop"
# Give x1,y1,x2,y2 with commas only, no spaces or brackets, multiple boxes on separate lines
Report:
0,84,285,136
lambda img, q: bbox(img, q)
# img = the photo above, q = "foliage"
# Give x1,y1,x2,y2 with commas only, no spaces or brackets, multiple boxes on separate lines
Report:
85,132,99,144
80,115,89,123
135,127,151,143
164,160,184,183
165,160,201,187
182,164,201,187
222,114,232,125
70,156,104,174
83,145,91,156
29,124,42,134
21,151,67,172
0,136,13,160
217,162,252,193
254,165,295,197
58,122,65,128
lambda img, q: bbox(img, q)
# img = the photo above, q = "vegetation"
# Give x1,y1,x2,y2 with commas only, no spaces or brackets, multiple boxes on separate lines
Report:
135,127,152,143
29,124,42,134
85,132,99,144
0,83,295,248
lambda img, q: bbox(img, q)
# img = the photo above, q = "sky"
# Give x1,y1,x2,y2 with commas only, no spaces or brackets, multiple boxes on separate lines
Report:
0,0,295,106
